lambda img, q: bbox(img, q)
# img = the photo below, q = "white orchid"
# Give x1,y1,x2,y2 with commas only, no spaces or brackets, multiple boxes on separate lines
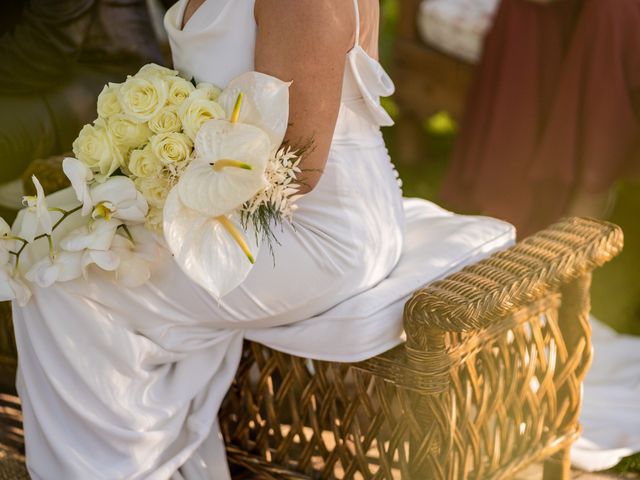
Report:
110,226,159,287
63,157,95,216
90,176,148,224
25,251,84,288
0,264,31,306
59,219,121,277
19,176,53,243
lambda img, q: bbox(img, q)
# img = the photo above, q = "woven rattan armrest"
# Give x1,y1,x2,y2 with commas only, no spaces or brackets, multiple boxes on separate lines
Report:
404,217,623,343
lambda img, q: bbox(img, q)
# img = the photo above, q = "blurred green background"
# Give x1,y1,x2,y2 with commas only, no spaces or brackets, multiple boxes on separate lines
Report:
378,0,640,336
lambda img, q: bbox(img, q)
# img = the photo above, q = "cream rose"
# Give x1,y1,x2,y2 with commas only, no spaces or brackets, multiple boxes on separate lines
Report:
72,120,124,178
108,114,152,148
136,63,179,80
148,106,182,134
150,132,193,165
194,82,222,101
179,96,226,140
128,145,164,178
167,77,195,106
135,176,169,208
118,76,168,122
97,83,122,118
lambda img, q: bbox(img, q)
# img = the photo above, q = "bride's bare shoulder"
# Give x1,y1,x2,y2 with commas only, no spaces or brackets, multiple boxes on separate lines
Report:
254,0,354,51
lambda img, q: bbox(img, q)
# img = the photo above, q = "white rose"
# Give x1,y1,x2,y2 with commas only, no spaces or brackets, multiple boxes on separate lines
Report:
150,132,193,165
128,144,163,178
72,120,124,178
97,83,122,118
148,106,182,134
108,114,152,148
118,76,169,122
135,176,170,208
167,77,195,106
179,96,226,140
194,82,222,101
136,63,179,80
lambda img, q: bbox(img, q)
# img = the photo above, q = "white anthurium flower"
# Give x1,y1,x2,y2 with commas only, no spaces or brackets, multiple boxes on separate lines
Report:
163,187,260,299
0,265,31,306
63,157,95,216
19,176,53,243
179,120,270,217
110,226,159,287
217,71,291,153
25,251,84,288
90,176,149,224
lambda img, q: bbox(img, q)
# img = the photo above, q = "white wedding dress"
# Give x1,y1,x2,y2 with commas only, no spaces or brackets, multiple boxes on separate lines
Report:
10,0,639,478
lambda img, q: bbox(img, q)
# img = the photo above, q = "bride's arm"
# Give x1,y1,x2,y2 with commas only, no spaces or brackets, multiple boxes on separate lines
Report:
254,0,354,194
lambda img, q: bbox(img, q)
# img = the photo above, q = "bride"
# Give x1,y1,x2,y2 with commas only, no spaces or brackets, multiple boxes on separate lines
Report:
10,0,640,478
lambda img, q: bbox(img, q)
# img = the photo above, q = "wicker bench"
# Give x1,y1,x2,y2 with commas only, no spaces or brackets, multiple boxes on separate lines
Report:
0,163,624,478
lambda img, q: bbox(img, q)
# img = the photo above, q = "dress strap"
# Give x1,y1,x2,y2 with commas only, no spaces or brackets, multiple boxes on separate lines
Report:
352,0,361,48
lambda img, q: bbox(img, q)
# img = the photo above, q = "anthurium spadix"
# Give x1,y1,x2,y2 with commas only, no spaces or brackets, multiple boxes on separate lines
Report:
163,188,260,299
217,71,290,153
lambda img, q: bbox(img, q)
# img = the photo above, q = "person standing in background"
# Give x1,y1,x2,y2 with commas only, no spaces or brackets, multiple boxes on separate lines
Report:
0,0,164,187
440,0,640,238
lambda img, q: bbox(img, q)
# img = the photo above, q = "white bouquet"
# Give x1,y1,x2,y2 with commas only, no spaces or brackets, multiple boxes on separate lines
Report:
1,64,303,304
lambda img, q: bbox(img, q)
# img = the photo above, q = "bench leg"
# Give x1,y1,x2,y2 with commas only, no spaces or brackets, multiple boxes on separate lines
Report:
543,446,571,480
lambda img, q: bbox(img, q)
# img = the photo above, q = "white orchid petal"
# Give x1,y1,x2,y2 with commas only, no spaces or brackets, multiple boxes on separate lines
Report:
218,72,291,151
113,192,149,223
91,176,138,206
163,188,259,299
63,157,94,216
25,258,60,288
11,275,32,306
55,251,84,282
60,219,120,252
88,250,120,271
182,121,270,217
32,176,53,235
19,212,39,244
0,266,30,305
0,270,16,302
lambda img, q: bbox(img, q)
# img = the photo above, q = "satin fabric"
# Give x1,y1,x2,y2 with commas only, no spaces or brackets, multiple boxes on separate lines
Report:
13,0,517,478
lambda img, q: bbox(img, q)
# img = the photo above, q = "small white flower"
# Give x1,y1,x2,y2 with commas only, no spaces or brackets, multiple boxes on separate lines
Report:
0,264,31,306
63,157,95,216
111,226,158,287
90,176,149,224
25,251,84,288
19,176,53,243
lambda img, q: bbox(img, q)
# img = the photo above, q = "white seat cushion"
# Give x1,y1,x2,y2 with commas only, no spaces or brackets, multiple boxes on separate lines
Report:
418,0,499,64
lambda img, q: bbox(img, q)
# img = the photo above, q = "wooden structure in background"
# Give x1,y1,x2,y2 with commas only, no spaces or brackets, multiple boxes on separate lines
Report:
393,0,476,164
